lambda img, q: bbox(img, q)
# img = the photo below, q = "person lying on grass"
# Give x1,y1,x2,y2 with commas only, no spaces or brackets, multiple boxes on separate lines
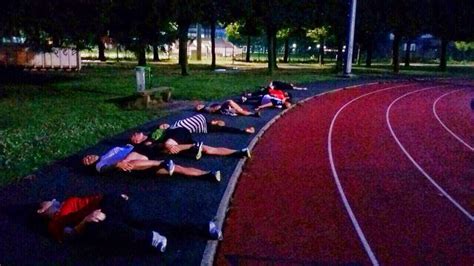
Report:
37,193,223,253
158,114,255,135
195,99,261,117
82,144,220,182
130,127,251,160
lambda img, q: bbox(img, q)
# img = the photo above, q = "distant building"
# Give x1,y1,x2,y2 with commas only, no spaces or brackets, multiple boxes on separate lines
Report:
188,24,227,39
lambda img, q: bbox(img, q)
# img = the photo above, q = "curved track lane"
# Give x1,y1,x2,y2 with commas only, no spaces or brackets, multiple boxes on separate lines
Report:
215,81,473,265
432,89,474,151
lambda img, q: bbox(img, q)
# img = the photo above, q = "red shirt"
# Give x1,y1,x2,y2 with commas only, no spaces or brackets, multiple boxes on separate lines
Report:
268,88,286,100
48,195,103,242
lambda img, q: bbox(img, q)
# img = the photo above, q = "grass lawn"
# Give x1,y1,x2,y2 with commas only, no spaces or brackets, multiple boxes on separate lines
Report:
0,59,472,185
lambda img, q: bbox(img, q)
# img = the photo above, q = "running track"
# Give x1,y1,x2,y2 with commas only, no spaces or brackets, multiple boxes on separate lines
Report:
215,81,473,265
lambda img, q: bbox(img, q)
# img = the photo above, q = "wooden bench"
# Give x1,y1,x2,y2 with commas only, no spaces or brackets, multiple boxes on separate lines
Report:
136,87,173,108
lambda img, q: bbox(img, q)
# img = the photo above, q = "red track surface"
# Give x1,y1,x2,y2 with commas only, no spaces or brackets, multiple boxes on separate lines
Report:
215,82,473,265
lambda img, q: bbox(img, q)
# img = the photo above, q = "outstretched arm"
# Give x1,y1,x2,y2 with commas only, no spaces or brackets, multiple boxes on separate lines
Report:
255,102,274,111
64,209,106,239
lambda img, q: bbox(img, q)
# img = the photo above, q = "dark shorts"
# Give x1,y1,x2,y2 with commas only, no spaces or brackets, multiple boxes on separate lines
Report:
133,144,155,158
162,128,194,144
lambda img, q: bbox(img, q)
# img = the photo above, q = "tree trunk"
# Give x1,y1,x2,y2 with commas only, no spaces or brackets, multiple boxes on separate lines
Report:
439,38,448,71
392,33,401,73
404,39,411,67
272,33,278,69
178,22,189,75
366,39,373,67
319,39,325,65
211,21,216,69
153,45,160,61
137,45,146,66
97,36,106,62
283,38,289,63
246,35,251,62
267,29,275,74
196,24,202,61
356,44,361,66
336,40,344,73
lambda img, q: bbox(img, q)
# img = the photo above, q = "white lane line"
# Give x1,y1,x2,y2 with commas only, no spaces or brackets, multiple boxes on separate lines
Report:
328,83,414,266
386,87,474,221
433,89,474,151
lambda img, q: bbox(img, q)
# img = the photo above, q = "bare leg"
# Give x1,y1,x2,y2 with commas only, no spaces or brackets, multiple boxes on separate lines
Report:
169,165,207,176
226,100,254,116
156,164,220,181
202,145,237,156
127,159,163,171
163,142,194,154
124,152,149,161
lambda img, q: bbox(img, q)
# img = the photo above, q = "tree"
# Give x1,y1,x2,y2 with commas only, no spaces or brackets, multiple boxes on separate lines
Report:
169,0,203,75
306,26,330,65
253,0,300,73
431,0,474,71
109,0,171,66
356,0,387,67
385,0,430,73
323,0,348,73
277,28,291,63
200,0,225,69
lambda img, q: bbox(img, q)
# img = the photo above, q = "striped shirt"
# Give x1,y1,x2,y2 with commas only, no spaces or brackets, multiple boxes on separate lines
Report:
170,114,208,133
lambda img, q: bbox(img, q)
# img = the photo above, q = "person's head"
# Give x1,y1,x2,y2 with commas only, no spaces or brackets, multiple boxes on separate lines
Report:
131,132,148,144
283,98,293,109
82,154,100,166
195,104,205,112
37,199,61,218
159,123,170,130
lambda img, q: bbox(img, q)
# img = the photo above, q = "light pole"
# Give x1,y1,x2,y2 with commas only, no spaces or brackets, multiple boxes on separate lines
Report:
343,0,357,77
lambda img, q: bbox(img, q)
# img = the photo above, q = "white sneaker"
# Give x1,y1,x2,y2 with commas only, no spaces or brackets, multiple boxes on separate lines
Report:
151,231,167,252
209,221,223,241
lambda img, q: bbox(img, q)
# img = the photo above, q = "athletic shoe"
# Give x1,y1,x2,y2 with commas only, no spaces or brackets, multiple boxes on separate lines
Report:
237,148,251,158
193,141,204,160
211,170,221,182
201,170,221,182
164,159,175,176
241,96,247,103
253,111,261,117
209,221,223,241
151,231,167,252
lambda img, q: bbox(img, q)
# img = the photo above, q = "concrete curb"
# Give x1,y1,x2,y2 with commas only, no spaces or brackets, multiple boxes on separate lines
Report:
200,81,381,266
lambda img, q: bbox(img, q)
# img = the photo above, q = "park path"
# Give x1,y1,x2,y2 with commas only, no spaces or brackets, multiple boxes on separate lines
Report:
214,81,473,265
